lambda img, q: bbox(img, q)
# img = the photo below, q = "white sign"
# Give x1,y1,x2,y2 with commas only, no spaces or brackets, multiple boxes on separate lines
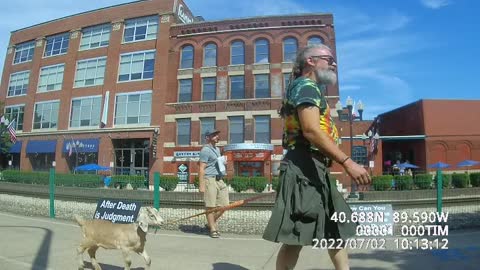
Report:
174,151,200,158
224,143,274,151
177,4,194,24
369,161,375,168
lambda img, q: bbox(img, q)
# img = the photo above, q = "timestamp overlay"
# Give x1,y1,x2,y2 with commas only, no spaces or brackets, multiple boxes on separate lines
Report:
312,204,449,251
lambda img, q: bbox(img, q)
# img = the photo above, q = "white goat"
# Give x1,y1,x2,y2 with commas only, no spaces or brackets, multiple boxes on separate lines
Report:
74,207,164,270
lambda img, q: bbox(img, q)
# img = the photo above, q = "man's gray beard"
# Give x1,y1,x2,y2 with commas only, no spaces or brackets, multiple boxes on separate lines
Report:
316,69,337,85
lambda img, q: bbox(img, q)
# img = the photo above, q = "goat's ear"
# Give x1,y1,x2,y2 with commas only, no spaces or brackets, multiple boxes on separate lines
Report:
138,220,148,232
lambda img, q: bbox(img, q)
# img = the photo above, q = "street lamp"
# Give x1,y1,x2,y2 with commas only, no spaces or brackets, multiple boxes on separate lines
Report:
336,96,365,199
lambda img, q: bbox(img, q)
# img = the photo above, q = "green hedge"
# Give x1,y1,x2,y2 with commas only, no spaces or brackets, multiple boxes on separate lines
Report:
470,173,480,187
271,177,280,192
395,175,414,190
1,170,104,187
160,175,179,191
434,173,452,188
414,174,433,189
452,173,469,188
230,177,250,192
249,177,268,193
111,175,146,190
372,175,392,191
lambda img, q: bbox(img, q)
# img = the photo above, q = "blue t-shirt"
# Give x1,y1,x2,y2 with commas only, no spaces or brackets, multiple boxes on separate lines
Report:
199,144,222,177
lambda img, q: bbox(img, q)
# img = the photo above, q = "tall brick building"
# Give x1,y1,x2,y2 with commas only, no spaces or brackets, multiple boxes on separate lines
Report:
1,0,380,188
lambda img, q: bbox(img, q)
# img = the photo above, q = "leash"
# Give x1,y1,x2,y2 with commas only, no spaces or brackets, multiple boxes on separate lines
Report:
154,193,272,233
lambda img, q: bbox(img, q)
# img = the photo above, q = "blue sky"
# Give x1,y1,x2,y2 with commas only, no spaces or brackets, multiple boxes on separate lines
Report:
1,0,478,119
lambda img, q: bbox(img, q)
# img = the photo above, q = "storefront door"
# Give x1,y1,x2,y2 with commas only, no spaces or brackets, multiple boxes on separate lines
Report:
236,161,264,177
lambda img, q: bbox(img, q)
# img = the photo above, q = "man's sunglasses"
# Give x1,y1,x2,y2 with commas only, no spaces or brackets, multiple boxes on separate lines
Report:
310,55,336,65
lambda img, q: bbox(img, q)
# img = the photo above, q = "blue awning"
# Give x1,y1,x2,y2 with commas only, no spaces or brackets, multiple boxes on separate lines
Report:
9,141,22,153
26,140,57,154
63,138,99,153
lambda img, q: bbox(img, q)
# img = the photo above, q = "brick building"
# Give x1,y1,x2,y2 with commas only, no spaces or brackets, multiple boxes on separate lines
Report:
377,99,480,173
0,0,379,189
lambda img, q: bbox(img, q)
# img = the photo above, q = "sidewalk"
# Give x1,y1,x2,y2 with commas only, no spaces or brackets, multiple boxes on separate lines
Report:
0,211,478,270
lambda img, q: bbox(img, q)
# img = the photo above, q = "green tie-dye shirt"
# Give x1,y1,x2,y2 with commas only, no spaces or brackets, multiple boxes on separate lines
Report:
282,77,340,150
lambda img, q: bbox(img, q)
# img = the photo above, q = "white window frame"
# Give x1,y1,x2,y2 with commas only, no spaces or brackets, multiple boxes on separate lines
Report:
254,115,271,144
123,15,159,43
228,116,244,144
69,95,102,129
230,75,245,100
307,36,324,46
74,56,107,88
254,74,270,98
178,79,192,102
113,90,152,127
4,104,25,131
79,24,111,51
255,39,269,64
13,41,35,65
176,118,191,146
43,33,70,58
202,77,216,101
37,63,65,93
203,43,217,67
283,37,298,63
118,50,155,82
7,70,30,97
32,100,60,131
230,41,245,65
180,45,194,69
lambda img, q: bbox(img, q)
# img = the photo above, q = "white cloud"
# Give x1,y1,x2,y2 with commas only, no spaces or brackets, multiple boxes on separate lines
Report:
421,0,451,9
340,85,362,91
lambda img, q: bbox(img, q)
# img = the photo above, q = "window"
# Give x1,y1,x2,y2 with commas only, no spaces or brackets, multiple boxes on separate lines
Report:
74,57,106,87
308,36,324,46
114,92,152,125
118,51,155,82
70,96,102,128
200,117,215,143
229,116,244,143
80,24,111,50
33,101,59,129
38,64,64,92
255,39,269,63
255,74,270,98
230,75,244,99
13,41,35,64
352,146,368,166
177,118,191,145
231,41,244,65
180,45,194,68
283,37,298,62
202,77,216,101
203,43,217,67
44,33,70,57
178,79,192,102
254,116,270,143
283,73,291,90
123,16,159,42
7,71,30,97
4,105,24,131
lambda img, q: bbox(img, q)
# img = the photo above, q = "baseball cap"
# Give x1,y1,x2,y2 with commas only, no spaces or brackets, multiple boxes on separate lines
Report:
205,129,220,137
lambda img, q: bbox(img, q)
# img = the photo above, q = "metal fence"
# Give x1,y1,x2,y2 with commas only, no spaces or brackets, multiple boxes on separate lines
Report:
0,169,479,235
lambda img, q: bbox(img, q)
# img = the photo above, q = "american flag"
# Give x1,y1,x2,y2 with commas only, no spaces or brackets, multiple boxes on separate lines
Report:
7,120,17,144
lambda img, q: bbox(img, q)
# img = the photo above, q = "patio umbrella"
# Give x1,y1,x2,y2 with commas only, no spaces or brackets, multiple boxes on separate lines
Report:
428,162,451,169
398,162,419,169
74,163,111,172
456,160,480,168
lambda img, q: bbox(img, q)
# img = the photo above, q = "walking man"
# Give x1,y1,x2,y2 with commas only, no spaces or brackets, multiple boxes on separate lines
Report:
198,130,229,238
263,44,371,269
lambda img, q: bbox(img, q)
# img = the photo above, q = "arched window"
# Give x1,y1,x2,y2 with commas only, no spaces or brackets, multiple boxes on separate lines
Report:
203,43,217,67
255,39,269,63
307,36,324,46
283,37,298,62
231,41,245,65
180,45,194,69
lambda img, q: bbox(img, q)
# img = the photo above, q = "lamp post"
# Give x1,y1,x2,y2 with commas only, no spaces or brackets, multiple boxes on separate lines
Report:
336,96,364,199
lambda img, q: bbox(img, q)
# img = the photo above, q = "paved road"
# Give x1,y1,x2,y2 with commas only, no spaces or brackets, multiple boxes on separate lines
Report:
0,211,479,270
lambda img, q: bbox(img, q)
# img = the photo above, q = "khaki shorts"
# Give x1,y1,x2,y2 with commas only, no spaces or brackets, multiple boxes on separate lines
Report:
204,176,229,208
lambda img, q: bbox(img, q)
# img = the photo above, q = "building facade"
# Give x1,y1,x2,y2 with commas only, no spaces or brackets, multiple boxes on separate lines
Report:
1,0,379,189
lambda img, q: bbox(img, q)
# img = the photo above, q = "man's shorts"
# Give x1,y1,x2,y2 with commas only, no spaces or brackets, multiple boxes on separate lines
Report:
204,176,230,208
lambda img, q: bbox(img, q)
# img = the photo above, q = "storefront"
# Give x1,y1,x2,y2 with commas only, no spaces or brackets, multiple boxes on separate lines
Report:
26,140,57,171
63,138,100,172
112,139,150,178
224,143,274,179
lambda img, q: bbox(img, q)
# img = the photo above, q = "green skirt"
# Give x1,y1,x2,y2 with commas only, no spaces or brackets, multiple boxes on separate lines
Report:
263,150,357,246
